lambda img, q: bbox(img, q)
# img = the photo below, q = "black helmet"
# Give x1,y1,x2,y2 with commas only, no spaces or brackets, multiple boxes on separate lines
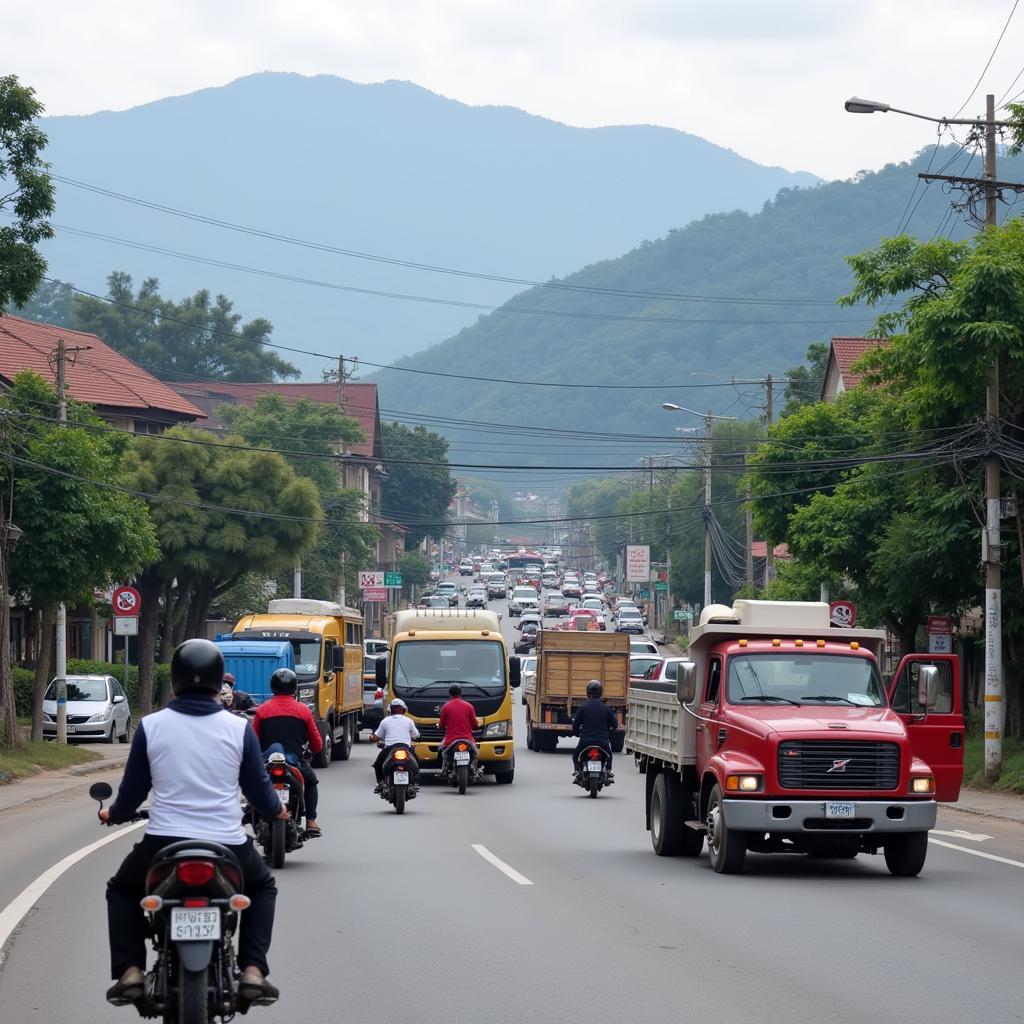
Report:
170,639,224,696
270,668,298,696
586,679,603,698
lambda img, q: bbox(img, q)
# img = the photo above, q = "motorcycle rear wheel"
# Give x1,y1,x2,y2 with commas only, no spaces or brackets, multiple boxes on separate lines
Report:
589,775,600,798
457,764,469,795
270,818,287,869
174,962,208,1024
395,785,406,814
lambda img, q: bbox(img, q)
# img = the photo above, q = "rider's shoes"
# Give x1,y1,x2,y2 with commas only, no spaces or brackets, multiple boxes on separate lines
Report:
238,969,280,1006
106,968,145,1005
304,821,322,837
373,783,383,794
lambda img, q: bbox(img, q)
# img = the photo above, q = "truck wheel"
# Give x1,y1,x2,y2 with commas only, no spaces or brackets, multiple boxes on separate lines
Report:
525,719,535,751
610,730,625,754
706,783,746,874
494,757,515,784
883,832,928,877
650,773,685,856
334,716,353,761
313,727,332,769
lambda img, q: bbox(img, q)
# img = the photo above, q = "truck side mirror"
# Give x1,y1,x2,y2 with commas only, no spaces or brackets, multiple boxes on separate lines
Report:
676,662,696,705
334,647,345,670
916,664,938,712
509,656,522,688
375,657,388,688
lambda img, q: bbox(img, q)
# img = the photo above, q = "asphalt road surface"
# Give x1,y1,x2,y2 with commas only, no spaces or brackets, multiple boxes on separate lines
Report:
1,584,1022,1023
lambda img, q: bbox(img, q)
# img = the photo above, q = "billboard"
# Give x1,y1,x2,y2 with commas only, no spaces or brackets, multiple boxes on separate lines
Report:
625,545,651,583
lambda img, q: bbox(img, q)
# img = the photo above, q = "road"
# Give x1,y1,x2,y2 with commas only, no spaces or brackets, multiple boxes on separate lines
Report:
1,580,1023,1023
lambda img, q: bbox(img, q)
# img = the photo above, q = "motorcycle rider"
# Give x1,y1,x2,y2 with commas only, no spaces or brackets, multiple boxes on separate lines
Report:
251,668,323,835
571,679,618,776
101,639,285,1007
437,683,480,770
223,671,253,712
371,697,421,791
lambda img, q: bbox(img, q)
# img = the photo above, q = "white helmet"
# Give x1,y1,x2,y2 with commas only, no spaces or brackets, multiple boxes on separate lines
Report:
389,698,408,713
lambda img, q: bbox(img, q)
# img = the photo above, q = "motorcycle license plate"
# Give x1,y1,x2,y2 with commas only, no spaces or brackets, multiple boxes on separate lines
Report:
825,801,856,819
170,907,221,941
454,752,471,765
276,786,289,804
393,771,410,785
586,761,603,773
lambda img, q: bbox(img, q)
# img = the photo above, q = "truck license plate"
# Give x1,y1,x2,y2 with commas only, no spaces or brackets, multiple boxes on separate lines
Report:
454,752,471,765
825,801,856,819
586,761,603,773
393,771,410,785
170,908,221,941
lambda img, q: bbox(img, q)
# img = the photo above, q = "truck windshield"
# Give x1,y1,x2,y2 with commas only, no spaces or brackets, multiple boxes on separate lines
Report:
392,639,506,698
291,639,322,682
726,654,885,707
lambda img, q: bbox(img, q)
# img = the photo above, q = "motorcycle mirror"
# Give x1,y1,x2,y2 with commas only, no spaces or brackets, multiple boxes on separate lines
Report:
89,781,113,802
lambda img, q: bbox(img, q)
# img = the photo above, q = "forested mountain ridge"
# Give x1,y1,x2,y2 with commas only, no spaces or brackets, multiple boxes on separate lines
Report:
369,144,1022,449
36,71,817,369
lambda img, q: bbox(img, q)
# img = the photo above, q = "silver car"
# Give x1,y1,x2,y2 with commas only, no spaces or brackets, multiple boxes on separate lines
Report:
42,675,131,743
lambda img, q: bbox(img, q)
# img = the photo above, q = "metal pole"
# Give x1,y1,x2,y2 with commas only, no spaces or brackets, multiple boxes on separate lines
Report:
293,560,302,599
704,411,712,608
983,93,1003,781
745,467,754,588
764,374,775,587
55,339,67,746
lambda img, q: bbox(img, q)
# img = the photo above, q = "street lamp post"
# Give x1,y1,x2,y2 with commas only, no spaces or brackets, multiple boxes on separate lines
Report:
846,92,1011,780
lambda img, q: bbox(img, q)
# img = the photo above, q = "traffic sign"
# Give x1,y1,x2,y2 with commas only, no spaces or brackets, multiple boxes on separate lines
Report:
384,571,403,588
829,600,856,628
114,616,139,636
359,571,384,589
654,581,668,592
673,610,691,621
927,615,954,654
112,586,142,616
363,587,388,602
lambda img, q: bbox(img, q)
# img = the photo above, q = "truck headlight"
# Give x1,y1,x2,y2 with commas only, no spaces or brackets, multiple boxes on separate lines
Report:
483,720,511,739
726,774,763,793
297,686,317,706
910,776,935,795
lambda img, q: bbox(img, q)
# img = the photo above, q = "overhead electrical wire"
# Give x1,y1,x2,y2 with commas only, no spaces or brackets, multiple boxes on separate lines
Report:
952,0,1020,119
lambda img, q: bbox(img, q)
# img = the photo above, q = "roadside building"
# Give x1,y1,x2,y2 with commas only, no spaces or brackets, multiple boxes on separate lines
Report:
821,336,889,402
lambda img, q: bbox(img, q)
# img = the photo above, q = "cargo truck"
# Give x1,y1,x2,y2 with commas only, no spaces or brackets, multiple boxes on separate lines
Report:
627,600,964,876
231,599,365,767
525,630,630,753
378,609,520,783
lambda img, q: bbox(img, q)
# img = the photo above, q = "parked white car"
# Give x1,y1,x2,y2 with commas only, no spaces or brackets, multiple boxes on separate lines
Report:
42,674,131,743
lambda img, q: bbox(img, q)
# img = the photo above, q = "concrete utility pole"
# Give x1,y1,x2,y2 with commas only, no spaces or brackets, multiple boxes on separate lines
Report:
764,375,775,586
704,411,713,609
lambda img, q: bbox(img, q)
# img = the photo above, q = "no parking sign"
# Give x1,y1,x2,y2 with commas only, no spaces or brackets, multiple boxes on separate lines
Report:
112,586,142,616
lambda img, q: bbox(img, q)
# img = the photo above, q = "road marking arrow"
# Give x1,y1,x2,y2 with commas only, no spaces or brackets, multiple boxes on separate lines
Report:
932,829,993,842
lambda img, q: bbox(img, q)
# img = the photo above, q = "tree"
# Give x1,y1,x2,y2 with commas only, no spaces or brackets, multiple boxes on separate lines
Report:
381,422,456,548
9,277,73,326
399,550,432,598
781,341,829,417
1,373,158,741
0,75,54,313
71,272,300,382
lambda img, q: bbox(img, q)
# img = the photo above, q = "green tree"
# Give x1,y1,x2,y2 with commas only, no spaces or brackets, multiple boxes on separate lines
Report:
1,373,158,741
10,277,73,326
381,422,456,548
399,549,432,598
71,272,299,382
0,75,54,313
781,341,829,417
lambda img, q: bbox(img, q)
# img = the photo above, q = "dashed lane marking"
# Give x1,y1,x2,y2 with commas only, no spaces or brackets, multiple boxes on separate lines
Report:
471,844,534,885
929,837,1024,870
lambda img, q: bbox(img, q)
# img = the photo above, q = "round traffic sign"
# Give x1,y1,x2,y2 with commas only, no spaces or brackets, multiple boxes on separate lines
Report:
112,586,142,616
829,600,856,628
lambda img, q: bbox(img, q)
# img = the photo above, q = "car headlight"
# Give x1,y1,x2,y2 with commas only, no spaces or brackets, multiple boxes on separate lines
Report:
483,720,512,739
910,776,935,795
725,774,763,793
88,709,113,723
43,712,55,723
297,686,317,706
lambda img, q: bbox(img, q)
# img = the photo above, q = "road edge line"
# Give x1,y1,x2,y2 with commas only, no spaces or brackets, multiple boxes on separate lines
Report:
929,837,1024,870
471,843,534,885
0,821,145,961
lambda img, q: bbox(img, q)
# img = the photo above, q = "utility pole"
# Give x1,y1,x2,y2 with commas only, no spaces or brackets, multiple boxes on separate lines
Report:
744,465,754,588
703,411,713,609
764,375,775,587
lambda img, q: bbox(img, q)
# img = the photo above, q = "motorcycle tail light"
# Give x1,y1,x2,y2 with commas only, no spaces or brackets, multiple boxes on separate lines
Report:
229,894,251,911
140,895,163,912
184,897,210,908
270,766,286,779
588,748,602,760
456,742,469,752
374,688,383,700
176,860,216,887
394,749,409,760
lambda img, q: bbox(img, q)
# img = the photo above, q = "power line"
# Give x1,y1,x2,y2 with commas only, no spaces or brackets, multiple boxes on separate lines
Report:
953,0,1020,118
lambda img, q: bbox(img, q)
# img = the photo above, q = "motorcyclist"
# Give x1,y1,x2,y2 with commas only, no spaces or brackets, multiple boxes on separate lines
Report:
251,668,323,835
101,639,285,1007
571,679,618,776
437,683,480,770
223,671,253,712
371,697,421,791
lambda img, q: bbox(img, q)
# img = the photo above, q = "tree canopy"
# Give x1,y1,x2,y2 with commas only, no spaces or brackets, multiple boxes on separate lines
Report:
381,422,456,547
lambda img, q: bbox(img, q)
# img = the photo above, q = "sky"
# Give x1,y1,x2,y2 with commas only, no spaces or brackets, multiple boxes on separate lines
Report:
6,0,1024,181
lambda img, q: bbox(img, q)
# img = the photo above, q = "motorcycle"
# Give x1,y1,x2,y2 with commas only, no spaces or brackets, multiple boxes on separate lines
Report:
573,745,613,798
378,743,419,814
90,781,272,1021
251,749,318,869
439,739,481,794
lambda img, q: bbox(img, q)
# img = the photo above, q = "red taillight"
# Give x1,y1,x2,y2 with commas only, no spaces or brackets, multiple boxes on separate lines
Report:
588,748,602,760
176,860,216,887
183,897,209,908
270,765,286,779
374,688,383,700
456,742,468,752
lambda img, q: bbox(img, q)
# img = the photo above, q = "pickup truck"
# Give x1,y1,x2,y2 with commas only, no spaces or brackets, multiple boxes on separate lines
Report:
626,599,964,877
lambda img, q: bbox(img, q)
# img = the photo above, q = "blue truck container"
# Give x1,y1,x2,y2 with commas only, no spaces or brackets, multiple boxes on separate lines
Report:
215,640,294,705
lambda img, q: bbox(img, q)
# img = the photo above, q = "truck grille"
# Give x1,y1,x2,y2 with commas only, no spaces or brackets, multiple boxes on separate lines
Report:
777,741,899,790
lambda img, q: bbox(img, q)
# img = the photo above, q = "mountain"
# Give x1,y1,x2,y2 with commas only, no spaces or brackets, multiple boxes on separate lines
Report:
367,143,1014,471
37,72,817,370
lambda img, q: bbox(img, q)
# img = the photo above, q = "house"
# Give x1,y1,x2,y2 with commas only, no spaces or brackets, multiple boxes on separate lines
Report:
821,337,890,402
751,541,791,588
0,313,205,668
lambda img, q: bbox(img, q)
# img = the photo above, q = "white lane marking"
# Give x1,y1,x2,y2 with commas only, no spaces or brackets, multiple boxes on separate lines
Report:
932,829,993,842
471,844,534,886
929,838,1024,869
0,821,145,960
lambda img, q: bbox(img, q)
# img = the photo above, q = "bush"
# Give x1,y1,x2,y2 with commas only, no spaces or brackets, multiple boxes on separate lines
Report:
11,659,171,714
13,667,34,717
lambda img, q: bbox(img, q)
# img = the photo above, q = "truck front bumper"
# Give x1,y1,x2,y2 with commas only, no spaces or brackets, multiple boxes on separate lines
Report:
723,798,937,833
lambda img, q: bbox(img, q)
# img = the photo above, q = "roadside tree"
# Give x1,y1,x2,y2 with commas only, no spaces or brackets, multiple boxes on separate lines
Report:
381,422,456,548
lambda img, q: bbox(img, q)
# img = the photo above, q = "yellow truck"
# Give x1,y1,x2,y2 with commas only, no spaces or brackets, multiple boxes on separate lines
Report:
378,608,520,783
524,629,630,753
231,599,365,767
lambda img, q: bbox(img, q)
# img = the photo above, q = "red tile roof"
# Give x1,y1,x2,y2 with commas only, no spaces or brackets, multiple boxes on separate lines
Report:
751,542,791,560
0,314,204,420
169,381,381,458
829,337,888,390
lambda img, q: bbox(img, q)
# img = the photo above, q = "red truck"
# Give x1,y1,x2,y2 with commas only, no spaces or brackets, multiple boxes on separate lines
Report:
626,600,964,876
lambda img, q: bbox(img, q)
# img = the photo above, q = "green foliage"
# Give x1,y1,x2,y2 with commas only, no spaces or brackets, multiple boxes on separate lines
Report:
963,733,1024,793
399,550,432,591
0,740,101,784
12,667,33,717
10,277,73,326
381,422,456,547
566,478,631,564
71,271,299,382
781,342,829,417
0,75,54,311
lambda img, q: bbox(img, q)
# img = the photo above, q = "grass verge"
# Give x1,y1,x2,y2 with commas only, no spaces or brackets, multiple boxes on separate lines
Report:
0,741,102,784
963,733,1024,794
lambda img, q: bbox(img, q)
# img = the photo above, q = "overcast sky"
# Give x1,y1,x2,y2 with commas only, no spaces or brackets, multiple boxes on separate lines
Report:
6,0,1024,180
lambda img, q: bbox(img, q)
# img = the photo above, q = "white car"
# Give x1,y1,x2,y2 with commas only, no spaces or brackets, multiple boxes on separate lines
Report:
630,638,660,657
509,586,540,617
42,675,131,743
579,597,606,629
